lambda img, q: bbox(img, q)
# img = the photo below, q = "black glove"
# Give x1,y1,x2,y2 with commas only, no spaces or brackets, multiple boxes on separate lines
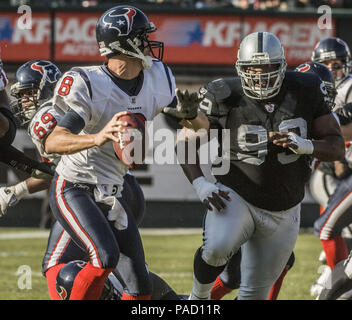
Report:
162,89,200,121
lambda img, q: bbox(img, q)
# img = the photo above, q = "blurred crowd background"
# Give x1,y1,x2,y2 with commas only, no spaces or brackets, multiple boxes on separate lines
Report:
7,0,352,10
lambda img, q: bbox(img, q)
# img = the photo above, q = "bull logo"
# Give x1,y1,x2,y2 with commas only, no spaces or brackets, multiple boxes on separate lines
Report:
102,7,136,36
30,61,60,84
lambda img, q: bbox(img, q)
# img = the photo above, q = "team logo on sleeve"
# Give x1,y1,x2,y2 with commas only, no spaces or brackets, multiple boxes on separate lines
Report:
102,7,136,36
31,61,61,84
296,63,311,73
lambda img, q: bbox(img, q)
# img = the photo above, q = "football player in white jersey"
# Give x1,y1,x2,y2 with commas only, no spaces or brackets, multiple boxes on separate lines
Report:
0,60,61,217
0,58,184,300
312,37,352,141
45,5,205,300
311,39,352,296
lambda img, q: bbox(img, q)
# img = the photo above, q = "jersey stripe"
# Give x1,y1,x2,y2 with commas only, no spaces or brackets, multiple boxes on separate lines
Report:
162,63,173,96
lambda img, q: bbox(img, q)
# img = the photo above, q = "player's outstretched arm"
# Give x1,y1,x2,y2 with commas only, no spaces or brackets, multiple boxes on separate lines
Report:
175,127,230,212
45,111,128,155
0,177,50,217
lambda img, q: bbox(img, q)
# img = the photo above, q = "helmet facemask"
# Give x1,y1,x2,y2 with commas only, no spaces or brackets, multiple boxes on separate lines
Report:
10,68,51,126
323,80,337,110
10,86,40,126
101,22,164,70
236,55,287,100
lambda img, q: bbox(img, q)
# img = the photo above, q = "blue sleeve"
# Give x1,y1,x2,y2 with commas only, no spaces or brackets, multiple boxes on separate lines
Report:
57,108,85,134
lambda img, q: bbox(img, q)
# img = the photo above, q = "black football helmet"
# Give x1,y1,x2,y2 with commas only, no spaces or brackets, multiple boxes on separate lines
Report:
311,37,351,78
96,5,163,69
10,60,61,126
295,61,337,109
55,260,121,300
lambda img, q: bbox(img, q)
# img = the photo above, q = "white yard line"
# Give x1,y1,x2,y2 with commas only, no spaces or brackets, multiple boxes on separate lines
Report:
0,228,202,240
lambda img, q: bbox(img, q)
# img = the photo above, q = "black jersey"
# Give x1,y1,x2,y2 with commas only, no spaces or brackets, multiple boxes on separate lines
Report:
199,71,331,211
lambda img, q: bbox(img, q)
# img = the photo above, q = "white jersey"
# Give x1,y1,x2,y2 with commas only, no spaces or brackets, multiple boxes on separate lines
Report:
28,101,62,164
53,61,176,185
333,74,352,111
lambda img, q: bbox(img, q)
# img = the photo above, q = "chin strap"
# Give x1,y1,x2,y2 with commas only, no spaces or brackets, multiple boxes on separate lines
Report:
110,39,153,70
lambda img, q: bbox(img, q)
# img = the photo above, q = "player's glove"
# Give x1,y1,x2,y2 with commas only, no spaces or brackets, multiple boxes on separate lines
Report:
162,89,200,120
335,103,352,125
0,181,28,217
192,176,230,212
286,132,314,155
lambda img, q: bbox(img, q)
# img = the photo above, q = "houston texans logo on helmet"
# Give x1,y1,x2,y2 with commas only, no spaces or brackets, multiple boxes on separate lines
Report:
30,61,61,84
296,63,311,73
102,7,136,36
57,286,68,300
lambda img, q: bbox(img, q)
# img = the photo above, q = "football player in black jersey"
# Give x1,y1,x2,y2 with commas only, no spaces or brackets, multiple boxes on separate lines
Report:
176,32,345,300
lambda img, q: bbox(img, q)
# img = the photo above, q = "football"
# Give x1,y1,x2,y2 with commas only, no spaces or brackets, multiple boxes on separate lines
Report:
113,112,146,169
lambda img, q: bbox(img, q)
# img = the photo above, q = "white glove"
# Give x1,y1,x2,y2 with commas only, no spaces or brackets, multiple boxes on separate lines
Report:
0,181,29,217
192,176,219,202
287,132,314,155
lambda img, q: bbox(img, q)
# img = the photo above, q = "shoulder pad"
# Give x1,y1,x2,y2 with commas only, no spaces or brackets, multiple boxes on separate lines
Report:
199,77,239,117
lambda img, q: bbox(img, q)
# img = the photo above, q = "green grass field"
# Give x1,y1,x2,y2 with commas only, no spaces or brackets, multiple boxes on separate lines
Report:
0,227,323,300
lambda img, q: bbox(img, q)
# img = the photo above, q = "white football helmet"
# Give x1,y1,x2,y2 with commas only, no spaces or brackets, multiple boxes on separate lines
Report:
235,32,287,100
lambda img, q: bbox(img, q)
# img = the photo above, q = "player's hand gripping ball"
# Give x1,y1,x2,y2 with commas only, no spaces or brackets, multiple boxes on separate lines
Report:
113,112,146,169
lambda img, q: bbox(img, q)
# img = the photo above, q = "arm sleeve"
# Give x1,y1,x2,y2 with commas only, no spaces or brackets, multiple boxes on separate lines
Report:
57,108,86,134
53,70,92,126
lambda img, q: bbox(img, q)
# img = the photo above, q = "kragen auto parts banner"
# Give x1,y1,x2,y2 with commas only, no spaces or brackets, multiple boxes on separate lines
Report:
0,11,335,66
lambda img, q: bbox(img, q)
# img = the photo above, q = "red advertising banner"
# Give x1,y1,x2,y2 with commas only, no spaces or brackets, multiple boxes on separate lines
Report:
0,12,51,61
0,10,336,66
54,12,102,62
151,13,336,66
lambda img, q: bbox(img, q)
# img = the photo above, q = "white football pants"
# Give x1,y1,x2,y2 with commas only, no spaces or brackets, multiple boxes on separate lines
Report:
202,182,301,300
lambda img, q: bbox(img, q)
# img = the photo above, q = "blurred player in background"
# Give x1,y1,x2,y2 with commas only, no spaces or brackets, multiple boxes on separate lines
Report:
44,5,205,300
0,60,61,219
310,38,352,296
177,32,345,300
0,60,14,145
0,59,53,191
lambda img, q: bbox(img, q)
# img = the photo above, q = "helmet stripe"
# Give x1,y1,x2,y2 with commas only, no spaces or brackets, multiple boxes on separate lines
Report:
258,32,263,53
